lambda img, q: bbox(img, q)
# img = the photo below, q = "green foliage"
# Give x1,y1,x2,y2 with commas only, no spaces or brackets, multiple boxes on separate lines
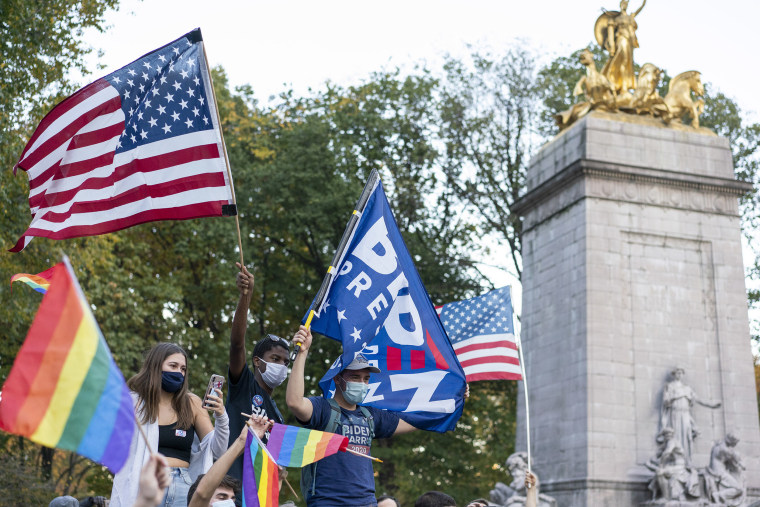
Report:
439,45,542,283
3,17,758,503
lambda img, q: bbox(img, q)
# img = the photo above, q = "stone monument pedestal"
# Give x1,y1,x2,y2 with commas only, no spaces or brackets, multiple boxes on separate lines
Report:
513,112,760,506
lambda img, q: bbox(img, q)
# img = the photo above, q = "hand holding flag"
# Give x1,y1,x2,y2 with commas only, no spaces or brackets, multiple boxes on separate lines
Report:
305,170,467,432
243,430,280,507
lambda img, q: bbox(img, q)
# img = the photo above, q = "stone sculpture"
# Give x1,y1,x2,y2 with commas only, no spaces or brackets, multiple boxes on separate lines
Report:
489,452,557,507
643,427,700,502
660,367,721,464
640,368,750,505
704,434,747,506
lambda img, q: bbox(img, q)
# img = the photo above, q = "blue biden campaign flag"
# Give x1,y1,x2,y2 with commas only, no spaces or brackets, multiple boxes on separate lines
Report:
306,177,466,432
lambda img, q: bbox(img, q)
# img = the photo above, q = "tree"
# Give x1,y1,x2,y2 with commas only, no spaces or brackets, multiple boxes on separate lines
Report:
439,45,542,284
0,0,123,499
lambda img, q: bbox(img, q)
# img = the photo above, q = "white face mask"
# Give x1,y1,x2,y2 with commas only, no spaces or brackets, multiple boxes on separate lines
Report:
211,500,235,507
258,358,288,388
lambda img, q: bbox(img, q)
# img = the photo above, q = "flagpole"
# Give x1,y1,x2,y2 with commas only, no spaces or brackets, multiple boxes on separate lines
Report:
516,329,531,474
200,40,245,271
134,414,155,455
290,169,380,362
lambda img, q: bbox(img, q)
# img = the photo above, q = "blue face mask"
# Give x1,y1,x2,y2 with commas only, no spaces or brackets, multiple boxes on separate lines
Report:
341,380,368,405
161,371,185,393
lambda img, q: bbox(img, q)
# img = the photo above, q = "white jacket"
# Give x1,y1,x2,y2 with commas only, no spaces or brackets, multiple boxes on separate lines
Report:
110,392,229,507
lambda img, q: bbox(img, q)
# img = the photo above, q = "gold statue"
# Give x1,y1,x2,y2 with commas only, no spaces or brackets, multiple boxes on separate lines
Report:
556,49,616,129
629,63,666,115
663,71,705,128
595,0,647,96
555,0,707,131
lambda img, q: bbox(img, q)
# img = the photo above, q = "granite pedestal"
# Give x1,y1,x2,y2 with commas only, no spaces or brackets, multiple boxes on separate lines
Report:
513,112,760,506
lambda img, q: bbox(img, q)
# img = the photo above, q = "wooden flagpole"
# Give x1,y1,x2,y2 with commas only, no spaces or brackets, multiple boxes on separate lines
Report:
345,447,383,463
200,40,245,270
133,412,155,455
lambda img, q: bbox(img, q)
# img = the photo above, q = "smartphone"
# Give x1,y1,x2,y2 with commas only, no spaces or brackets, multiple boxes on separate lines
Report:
203,374,225,408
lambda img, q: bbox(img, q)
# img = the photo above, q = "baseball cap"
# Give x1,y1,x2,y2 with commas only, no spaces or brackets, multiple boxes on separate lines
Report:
49,497,78,507
342,353,381,373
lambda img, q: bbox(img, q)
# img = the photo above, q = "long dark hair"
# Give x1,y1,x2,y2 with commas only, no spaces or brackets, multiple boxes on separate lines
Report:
128,343,194,429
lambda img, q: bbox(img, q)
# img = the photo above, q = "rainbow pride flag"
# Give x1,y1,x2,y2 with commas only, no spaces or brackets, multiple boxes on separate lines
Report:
10,266,55,294
0,258,135,473
243,430,280,507
266,423,348,467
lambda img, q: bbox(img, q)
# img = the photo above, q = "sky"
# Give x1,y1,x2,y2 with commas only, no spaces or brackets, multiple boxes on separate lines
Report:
80,0,760,322
84,0,759,119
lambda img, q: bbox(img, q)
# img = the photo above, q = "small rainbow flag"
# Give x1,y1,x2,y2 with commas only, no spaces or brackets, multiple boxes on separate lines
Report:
266,423,348,467
0,258,135,473
243,430,280,507
10,266,55,294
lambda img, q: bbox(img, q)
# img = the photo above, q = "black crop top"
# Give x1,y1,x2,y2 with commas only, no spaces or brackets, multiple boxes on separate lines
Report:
157,422,195,463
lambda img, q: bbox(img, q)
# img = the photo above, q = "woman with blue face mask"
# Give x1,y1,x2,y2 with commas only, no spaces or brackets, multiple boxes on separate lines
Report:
110,343,230,507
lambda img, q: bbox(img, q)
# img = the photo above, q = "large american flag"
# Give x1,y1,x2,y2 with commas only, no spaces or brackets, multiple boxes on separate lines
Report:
10,29,235,252
436,286,522,382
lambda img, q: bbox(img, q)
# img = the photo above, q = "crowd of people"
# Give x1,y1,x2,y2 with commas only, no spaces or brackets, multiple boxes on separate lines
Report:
48,265,538,507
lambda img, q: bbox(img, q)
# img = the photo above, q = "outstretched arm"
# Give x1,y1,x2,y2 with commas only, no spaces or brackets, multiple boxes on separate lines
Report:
695,398,721,409
188,415,271,507
286,326,314,422
633,0,646,16
393,419,418,435
229,263,254,383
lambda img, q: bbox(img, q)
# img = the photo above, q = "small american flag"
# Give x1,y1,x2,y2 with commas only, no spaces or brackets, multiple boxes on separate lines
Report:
10,28,234,252
436,286,522,382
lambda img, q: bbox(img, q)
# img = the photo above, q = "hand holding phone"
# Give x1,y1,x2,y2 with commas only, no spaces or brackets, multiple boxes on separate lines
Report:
203,374,225,414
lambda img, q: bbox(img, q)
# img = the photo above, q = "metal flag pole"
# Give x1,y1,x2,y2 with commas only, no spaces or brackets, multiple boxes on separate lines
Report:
516,330,531,473
512,286,532,474
290,168,380,363
199,38,245,270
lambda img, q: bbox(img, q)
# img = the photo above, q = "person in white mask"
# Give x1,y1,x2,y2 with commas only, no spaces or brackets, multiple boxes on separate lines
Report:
225,263,291,480
185,414,272,507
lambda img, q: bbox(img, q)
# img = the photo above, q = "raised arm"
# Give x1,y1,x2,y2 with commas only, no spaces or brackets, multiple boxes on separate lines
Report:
633,0,646,17
229,263,254,383
188,415,271,507
525,471,538,507
286,325,314,422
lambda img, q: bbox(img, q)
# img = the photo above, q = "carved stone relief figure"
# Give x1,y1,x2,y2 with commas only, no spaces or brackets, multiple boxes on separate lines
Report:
660,367,721,464
643,427,701,502
704,433,747,506
489,452,557,507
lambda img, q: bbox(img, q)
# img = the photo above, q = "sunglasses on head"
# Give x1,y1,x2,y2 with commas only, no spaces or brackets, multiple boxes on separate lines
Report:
264,334,290,347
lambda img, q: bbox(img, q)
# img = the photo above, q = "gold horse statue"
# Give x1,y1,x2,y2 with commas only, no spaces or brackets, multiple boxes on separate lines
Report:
556,49,617,129
663,71,705,128
629,63,667,117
